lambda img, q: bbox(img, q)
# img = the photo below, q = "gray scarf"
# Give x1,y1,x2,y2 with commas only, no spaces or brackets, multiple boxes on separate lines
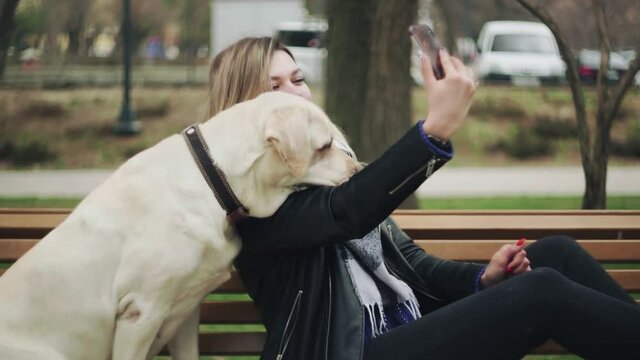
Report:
341,227,421,338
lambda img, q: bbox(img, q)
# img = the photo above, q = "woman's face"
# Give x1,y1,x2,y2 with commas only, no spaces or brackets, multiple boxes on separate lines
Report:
269,50,312,100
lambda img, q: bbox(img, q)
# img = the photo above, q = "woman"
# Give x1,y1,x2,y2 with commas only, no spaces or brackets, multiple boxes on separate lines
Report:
207,37,640,360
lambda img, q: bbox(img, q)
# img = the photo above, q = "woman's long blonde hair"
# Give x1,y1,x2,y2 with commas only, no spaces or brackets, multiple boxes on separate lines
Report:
207,37,294,118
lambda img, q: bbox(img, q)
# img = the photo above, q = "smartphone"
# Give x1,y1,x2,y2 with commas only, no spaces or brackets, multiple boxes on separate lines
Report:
408,24,445,80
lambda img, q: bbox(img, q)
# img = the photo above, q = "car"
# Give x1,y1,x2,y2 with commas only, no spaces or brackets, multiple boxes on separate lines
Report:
473,21,566,86
576,49,629,85
275,20,328,84
614,49,639,87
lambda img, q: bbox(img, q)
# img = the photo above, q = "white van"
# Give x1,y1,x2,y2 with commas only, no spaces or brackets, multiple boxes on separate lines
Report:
275,21,327,85
473,21,566,86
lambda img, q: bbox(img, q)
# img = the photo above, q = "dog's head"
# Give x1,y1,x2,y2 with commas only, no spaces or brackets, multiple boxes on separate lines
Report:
242,92,361,216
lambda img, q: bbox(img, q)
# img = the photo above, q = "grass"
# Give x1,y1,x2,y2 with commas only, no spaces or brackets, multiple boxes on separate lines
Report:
2,195,640,210
419,195,640,210
1,85,638,170
0,196,83,208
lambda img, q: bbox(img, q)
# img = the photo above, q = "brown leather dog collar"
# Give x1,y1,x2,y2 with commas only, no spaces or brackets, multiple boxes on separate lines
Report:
182,124,248,226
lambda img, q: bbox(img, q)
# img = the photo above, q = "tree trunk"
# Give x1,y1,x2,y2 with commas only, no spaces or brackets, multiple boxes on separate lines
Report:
67,13,86,58
363,0,418,208
516,0,604,209
325,0,376,155
0,0,21,79
582,112,609,209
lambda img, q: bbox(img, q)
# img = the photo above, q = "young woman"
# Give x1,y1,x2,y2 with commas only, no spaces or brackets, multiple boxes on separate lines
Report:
206,37,640,360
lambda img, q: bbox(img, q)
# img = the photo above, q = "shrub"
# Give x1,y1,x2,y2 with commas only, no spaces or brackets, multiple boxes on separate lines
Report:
469,97,527,119
135,98,170,118
611,138,640,157
532,115,577,139
0,138,15,160
611,122,640,158
490,125,553,159
615,100,637,120
21,100,66,118
123,143,149,158
9,138,57,166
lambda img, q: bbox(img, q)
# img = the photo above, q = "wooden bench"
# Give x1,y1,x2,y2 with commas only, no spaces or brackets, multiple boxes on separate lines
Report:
1,208,639,357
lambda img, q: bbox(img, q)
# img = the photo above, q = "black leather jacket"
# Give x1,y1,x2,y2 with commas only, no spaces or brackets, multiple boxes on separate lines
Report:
235,124,484,360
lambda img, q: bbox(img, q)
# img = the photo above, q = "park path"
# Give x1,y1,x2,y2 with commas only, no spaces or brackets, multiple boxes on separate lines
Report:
1,166,639,198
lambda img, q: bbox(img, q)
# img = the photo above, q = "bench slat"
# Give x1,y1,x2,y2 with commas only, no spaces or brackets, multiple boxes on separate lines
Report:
1,269,638,292
415,239,640,262
2,238,639,262
196,297,640,323
1,209,639,356
159,332,265,356
392,211,640,240
3,210,640,240
158,333,571,356
0,239,37,261
200,301,261,324
158,332,570,356
0,213,68,239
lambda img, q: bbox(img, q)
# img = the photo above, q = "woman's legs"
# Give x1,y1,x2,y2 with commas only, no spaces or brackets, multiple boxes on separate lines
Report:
363,267,640,360
526,235,636,305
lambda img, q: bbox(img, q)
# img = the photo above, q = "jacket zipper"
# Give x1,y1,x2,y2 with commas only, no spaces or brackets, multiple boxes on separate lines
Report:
389,158,437,195
276,290,303,360
324,270,332,360
385,224,442,301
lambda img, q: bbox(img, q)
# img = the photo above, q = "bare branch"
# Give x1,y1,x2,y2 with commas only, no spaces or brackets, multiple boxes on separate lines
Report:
515,0,591,161
592,0,611,108
608,53,640,124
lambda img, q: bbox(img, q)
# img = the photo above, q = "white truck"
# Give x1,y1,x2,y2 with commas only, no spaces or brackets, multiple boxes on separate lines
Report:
209,0,305,57
274,20,327,84
473,21,566,86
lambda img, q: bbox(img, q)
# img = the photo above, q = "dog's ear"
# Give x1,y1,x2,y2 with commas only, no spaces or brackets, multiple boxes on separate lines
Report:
265,105,312,177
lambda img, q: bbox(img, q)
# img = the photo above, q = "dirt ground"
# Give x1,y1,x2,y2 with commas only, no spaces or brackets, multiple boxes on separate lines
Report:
0,85,638,170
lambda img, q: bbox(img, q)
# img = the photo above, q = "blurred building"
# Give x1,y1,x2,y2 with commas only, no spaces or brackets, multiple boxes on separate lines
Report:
209,0,306,56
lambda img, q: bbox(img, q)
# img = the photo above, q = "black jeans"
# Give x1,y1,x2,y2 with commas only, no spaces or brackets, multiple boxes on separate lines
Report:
363,236,640,360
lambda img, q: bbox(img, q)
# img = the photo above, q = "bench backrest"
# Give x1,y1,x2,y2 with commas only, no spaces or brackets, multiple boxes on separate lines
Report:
1,208,639,355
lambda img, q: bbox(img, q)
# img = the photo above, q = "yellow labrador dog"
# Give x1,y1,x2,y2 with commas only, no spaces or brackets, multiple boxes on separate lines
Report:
0,92,359,360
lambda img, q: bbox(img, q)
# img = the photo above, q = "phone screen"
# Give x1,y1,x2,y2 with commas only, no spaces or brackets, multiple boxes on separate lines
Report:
408,24,445,80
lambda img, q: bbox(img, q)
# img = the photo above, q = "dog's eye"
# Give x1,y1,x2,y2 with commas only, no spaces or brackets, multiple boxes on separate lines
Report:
318,139,333,152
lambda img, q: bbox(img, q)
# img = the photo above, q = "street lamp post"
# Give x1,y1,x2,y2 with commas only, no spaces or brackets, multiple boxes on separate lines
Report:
115,0,141,135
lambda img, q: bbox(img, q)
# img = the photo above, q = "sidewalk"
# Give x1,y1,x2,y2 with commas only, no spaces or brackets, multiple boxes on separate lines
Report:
1,166,639,198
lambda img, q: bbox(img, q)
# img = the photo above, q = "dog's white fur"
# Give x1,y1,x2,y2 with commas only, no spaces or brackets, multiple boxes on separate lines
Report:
0,92,359,360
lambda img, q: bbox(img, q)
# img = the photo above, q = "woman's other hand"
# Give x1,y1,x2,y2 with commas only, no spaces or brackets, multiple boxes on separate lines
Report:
481,239,532,289
421,50,477,141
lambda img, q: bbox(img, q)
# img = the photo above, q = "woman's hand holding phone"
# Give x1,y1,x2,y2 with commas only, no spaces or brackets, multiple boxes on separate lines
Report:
420,49,477,141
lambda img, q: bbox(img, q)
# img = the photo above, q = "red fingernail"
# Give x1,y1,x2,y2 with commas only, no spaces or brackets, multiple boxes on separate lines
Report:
507,266,513,273
517,238,526,246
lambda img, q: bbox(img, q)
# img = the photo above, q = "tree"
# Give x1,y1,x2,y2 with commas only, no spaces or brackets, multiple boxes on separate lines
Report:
325,0,375,159
179,0,209,58
0,0,21,78
516,0,640,209
64,0,93,57
361,0,418,161
325,0,419,208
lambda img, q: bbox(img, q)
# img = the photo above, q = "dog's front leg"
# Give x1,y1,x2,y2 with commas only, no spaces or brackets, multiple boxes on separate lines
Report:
167,307,200,360
112,294,169,360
